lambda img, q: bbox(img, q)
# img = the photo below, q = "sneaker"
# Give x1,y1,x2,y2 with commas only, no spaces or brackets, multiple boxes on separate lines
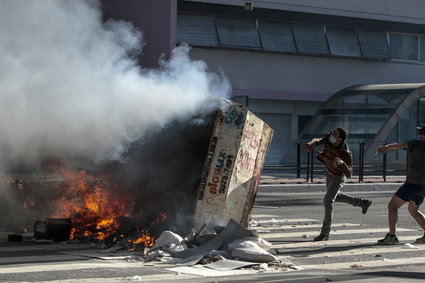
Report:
377,233,399,245
314,234,329,241
361,199,372,214
415,234,425,244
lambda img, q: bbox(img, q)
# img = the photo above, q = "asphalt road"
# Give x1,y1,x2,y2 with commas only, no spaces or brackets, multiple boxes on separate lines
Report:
250,189,425,281
1,189,425,282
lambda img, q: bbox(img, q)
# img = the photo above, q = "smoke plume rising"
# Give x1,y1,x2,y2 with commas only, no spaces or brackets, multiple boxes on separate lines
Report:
0,0,230,169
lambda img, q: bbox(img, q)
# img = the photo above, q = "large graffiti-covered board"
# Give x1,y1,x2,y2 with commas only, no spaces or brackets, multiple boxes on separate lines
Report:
193,102,273,230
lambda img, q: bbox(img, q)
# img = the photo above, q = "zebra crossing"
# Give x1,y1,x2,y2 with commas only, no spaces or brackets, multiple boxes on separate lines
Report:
250,213,425,270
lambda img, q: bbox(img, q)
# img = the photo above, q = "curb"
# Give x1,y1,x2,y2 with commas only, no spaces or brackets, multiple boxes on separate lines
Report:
258,182,402,193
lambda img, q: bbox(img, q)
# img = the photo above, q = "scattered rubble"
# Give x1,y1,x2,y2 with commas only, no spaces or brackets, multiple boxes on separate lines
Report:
138,219,296,274
14,217,296,275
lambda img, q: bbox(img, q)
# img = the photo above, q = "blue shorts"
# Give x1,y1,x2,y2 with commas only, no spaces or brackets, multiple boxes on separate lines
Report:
395,183,425,206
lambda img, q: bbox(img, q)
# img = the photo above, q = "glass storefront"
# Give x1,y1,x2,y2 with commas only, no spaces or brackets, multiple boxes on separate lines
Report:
300,84,425,162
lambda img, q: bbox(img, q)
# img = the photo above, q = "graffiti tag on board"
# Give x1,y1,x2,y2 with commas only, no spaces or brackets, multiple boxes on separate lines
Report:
224,106,245,129
206,152,234,204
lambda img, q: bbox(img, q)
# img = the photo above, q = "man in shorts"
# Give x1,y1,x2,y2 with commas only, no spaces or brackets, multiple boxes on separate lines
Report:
377,126,425,245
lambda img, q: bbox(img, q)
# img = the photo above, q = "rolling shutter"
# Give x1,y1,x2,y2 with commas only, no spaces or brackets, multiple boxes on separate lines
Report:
255,113,291,165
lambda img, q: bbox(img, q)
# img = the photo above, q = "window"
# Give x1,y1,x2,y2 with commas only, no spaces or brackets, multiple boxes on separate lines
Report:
420,37,425,62
177,13,425,62
418,98,425,126
293,24,329,55
357,30,391,59
259,21,296,52
389,33,418,61
216,17,261,48
326,27,362,57
176,14,219,46
298,115,313,134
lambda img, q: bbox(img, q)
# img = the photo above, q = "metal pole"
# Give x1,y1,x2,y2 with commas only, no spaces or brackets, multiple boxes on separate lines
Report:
297,141,301,178
360,142,365,182
362,141,365,182
306,150,310,182
383,142,387,182
358,142,362,183
310,148,314,183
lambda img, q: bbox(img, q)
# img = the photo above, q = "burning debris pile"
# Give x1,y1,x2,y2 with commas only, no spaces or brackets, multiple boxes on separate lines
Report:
0,0,285,274
0,0,230,238
4,102,283,274
7,108,219,248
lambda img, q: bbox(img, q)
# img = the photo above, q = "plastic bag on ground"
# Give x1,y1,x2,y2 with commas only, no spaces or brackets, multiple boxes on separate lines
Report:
162,242,187,253
228,239,278,263
237,236,272,251
148,231,186,252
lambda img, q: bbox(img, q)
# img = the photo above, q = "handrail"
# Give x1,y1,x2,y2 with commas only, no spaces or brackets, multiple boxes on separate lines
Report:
262,140,406,183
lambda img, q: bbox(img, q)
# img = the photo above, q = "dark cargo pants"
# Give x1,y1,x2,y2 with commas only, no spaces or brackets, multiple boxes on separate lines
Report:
320,174,363,236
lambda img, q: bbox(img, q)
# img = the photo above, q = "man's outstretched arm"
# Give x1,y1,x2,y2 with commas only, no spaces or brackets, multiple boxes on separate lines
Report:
377,142,408,154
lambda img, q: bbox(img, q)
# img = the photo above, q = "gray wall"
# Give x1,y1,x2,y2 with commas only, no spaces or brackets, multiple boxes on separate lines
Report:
184,0,425,24
190,48,425,98
188,46,425,141
103,0,177,68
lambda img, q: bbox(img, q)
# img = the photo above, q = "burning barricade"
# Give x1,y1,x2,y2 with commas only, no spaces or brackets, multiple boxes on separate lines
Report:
2,101,290,272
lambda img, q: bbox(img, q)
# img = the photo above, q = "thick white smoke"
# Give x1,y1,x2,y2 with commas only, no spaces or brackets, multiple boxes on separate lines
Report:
0,0,230,168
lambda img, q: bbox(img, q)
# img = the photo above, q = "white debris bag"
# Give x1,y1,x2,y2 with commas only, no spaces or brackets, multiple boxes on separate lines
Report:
239,236,272,251
163,242,186,253
228,239,278,263
148,231,186,252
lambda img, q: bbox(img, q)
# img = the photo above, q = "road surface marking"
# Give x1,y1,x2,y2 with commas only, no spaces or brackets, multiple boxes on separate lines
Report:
269,236,420,248
291,243,425,258
252,223,362,231
251,214,281,218
260,228,416,239
303,256,425,270
253,218,319,224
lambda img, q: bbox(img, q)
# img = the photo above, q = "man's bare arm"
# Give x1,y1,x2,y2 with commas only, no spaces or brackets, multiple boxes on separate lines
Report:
377,142,408,154
305,138,322,152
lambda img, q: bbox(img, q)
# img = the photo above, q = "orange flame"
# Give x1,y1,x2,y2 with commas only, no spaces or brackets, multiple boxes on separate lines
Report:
49,164,130,240
43,159,168,246
128,229,155,247
130,212,168,247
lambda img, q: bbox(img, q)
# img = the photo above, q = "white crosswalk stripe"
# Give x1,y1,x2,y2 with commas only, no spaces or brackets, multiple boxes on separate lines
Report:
260,227,415,239
304,256,425,270
270,236,420,249
253,223,361,231
250,214,425,270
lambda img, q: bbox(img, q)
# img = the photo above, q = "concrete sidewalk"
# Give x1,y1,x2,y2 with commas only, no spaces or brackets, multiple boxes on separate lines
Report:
259,182,401,193
259,175,404,193
258,171,406,193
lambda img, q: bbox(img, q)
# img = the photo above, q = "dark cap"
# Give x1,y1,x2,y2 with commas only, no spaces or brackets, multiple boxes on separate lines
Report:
417,126,425,134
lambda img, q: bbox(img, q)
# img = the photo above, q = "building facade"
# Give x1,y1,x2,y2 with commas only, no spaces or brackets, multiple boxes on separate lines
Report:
104,0,425,165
